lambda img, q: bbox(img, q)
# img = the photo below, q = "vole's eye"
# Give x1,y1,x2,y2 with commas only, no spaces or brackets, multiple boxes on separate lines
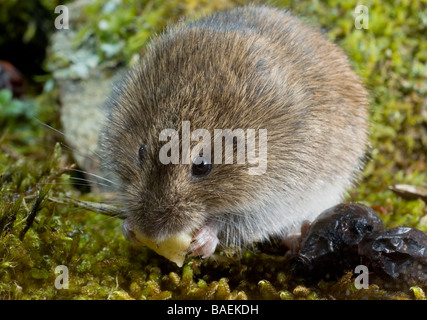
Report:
191,154,212,177
138,144,147,162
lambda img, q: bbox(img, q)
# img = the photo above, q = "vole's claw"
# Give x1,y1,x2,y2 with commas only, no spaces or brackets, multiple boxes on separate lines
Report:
189,226,219,258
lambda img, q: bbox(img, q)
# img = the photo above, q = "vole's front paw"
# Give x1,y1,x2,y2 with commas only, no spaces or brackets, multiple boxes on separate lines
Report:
189,226,219,258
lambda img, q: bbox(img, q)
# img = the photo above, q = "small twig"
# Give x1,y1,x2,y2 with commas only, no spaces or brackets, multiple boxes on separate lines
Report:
389,184,427,202
19,191,43,240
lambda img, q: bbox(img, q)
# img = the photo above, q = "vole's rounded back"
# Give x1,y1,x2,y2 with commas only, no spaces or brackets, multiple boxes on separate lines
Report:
101,5,368,258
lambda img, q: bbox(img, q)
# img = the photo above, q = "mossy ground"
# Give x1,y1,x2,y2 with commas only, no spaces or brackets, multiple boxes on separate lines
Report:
0,0,426,299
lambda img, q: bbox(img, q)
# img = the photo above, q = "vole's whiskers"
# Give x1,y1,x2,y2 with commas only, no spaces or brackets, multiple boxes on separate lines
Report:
38,182,95,188
70,168,118,186
36,118,119,192
67,176,113,189
35,118,65,137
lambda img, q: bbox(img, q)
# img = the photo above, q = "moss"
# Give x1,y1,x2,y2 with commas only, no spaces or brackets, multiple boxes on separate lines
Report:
0,0,426,300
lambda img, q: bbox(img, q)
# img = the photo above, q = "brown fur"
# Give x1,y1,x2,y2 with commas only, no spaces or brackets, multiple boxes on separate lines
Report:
100,5,369,252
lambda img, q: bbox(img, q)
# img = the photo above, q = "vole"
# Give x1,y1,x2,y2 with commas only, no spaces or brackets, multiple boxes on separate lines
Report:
100,5,369,261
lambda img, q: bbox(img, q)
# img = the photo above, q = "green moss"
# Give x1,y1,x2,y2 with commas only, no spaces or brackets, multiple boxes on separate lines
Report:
0,0,426,300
